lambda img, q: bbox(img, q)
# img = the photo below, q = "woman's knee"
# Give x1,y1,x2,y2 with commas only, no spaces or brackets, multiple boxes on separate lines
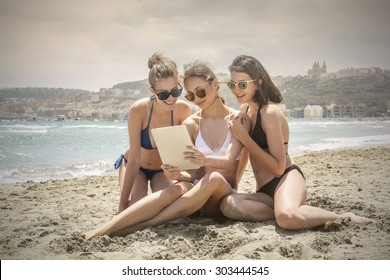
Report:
275,208,304,230
219,194,236,216
165,182,190,198
205,171,227,189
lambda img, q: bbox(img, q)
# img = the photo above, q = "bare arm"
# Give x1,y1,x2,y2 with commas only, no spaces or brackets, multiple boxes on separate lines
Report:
117,103,143,213
161,164,198,183
236,147,249,184
231,105,286,176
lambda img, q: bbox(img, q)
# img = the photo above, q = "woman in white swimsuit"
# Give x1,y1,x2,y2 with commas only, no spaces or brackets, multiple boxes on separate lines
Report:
85,61,249,239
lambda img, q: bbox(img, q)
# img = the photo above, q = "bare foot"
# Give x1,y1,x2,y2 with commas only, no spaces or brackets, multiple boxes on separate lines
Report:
84,230,97,240
341,212,374,225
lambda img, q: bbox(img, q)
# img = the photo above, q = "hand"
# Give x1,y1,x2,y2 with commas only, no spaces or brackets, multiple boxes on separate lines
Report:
228,115,249,142
183,145,205,167
161,164,182,180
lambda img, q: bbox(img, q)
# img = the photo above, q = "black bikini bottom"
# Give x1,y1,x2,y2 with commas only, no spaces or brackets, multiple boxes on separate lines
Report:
256,164,305,199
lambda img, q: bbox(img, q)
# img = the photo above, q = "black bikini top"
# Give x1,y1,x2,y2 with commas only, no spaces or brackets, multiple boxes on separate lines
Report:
249,106,288,149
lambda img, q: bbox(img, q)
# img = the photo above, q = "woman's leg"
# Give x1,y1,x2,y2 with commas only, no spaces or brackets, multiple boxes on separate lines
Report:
85,181,192,239
117,147,149,207
127,171,149,206
220,192,275,222
274,170,374,230
150,171,174,193
114,171,233,236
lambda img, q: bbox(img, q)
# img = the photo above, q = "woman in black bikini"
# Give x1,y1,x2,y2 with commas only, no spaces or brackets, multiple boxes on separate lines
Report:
116,52,191,214
220,55,374,229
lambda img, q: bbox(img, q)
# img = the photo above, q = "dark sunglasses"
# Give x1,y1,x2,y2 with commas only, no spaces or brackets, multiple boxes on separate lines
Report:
154,85,183,100
227,79,256,90
184,88,207,102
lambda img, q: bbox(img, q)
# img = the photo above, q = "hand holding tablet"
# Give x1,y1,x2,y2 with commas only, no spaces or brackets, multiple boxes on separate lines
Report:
151,125,200,170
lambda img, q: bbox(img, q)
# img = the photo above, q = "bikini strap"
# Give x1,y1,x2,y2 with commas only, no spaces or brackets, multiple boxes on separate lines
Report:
146,100,154,127
171,110,174,126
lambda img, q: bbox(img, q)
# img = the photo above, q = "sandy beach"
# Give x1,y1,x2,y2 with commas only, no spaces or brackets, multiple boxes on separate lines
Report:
0,146,389,260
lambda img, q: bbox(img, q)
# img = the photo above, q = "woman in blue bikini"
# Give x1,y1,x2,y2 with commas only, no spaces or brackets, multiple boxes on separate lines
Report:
220,55,374,229
115,52,191,214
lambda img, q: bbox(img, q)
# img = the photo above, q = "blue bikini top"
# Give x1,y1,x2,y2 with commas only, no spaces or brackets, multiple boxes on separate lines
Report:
141,100,174,150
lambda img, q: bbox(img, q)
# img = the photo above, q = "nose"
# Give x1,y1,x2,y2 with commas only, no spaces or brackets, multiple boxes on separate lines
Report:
231,86,241,94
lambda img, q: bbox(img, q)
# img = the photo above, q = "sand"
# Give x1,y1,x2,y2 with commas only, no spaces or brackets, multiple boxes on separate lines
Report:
0,146,389,260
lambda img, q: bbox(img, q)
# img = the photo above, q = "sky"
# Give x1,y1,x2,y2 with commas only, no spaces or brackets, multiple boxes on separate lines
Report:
0,0,389,91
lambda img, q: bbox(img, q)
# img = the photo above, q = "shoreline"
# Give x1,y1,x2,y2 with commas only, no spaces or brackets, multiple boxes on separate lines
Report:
0,146,389,260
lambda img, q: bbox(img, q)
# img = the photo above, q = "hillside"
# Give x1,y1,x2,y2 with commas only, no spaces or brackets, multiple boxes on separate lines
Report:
0,68,389,120
279,71,390,111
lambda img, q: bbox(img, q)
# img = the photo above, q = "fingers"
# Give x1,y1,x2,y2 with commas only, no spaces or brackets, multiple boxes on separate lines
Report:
183,147,204,167
161,164,181,180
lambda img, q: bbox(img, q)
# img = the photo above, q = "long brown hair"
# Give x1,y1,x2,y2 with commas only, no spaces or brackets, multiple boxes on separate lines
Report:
229,55,283,106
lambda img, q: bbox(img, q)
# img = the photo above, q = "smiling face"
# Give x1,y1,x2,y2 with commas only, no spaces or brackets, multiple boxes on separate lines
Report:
229,71,260,105
151,76,181,110
184,76,218,110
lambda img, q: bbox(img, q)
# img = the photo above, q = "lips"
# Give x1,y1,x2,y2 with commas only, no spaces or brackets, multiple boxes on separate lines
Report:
195,100,206,106
236,93,245,98
164,100,176,106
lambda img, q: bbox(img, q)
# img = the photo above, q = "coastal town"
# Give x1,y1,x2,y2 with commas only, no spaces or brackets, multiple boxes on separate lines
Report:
1,63,389,121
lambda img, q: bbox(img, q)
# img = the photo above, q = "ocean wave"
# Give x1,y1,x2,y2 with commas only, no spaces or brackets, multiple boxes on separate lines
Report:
289,119,390,127
292,134,390,155
0,124,52,134
62,125,126,129
0,129,49,134
0,161,115,185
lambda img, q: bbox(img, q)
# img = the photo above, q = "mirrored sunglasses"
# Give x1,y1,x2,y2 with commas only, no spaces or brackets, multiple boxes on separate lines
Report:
227,79,256,90
184,88,207,102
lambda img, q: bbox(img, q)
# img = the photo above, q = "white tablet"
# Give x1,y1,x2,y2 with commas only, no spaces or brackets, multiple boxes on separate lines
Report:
151,125,200,170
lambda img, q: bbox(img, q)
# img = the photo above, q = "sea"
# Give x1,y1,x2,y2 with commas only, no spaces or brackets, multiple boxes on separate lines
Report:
1,118,390,184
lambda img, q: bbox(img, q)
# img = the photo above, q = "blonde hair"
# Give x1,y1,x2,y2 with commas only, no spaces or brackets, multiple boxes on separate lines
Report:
148,52,178,88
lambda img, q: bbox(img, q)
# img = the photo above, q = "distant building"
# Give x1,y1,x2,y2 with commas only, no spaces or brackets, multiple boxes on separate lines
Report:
290,107,305,118
304,105,323,118
308,61,327,79
326,103,366,118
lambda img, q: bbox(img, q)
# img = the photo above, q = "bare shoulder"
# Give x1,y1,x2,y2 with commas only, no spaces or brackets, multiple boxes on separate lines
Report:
130,97,150,113
183,110,200,126
261,104,287,128
128,98,151,129
174,100,192,118
182,111,200,137
262,104,284,117
175,99,192,110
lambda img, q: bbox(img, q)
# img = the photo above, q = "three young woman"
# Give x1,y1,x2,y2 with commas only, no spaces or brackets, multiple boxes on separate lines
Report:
85,61,248,239
87,54,373,239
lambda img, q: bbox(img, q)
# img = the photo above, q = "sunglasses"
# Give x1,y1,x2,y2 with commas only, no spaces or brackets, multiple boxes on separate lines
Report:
227,80,256,90
184,88,207,102
154,85,183,101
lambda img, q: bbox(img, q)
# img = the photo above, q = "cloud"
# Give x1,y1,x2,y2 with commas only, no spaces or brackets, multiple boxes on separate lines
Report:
0,0,389,90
